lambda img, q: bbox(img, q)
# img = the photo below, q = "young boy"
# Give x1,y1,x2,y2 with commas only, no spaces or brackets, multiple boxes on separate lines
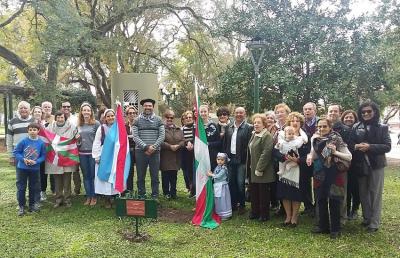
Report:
13,122,46,216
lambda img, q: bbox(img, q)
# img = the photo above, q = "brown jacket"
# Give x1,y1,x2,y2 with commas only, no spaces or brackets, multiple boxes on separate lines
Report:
160,125,185,171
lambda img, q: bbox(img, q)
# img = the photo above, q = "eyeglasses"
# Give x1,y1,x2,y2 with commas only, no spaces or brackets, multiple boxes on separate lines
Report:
361,110,373,114
219,113,228,116
62,106,71,108
317,125,329,128
185,116,193,119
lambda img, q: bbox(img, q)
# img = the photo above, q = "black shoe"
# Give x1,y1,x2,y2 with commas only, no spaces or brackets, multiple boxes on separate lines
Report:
289,223,297,228
28,204,40,213
367,227,378,233
361,221,370,227
258,216,269,222
281,221,291,227
330,232,341,239
311,227,330,234
249,213,258,220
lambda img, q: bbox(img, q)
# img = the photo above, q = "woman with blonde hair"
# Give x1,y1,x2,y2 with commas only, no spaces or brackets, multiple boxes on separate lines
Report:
275,112,308,227
77,102,100,205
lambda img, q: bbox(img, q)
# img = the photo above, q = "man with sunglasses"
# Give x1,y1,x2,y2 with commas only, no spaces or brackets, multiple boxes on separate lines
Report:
61,101,81,195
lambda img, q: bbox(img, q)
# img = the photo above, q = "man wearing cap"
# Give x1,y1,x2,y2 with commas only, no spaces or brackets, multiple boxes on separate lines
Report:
133,99,165,199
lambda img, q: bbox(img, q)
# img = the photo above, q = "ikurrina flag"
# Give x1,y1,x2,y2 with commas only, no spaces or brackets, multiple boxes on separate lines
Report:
191,83,221,229
97,102,130,193
39,128,79,166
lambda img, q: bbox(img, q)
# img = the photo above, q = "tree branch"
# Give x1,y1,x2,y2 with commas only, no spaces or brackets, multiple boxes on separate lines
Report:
97,3,210,35
0,0,27,28
0,44,44,87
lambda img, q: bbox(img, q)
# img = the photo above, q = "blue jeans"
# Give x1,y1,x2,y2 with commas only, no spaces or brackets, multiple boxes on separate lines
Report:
135,150,160,198
16,168,40,208
79,154,96,197
228,159,247,208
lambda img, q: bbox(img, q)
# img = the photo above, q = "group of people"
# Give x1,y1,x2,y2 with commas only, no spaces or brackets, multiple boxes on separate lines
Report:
7,98,391,239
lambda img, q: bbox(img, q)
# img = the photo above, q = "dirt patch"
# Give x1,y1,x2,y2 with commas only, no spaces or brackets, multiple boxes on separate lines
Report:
120,229,150,242
0,139,6,153
158,207,193,223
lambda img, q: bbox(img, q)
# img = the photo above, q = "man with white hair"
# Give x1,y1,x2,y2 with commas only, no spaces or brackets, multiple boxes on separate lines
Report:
41,101,54,125
39,101,56,199
6,101,35,166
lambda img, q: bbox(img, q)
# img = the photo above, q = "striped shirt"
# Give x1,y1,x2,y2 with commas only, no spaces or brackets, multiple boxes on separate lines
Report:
182,124,194,142
6,115,35,156
132,113,165,151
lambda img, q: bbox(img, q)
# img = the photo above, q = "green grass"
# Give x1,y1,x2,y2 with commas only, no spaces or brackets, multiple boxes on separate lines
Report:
0,152,399,257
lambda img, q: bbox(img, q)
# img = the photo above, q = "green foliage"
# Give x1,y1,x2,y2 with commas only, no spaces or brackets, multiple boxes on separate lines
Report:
61,87,96,113
215,0,389,113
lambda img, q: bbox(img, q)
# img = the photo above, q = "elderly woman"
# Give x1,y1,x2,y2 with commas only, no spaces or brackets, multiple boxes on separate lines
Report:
46,111,79,208
271,103,291,211
350,101,391,233
247,113,274,221
77,102,100,206
265,111,278,136
340,110,359,219
308,117,352,239
274,103,291,137
92,109,118,208
181,111,195,197
275,112,308,227
199,105,221,171
160,110,185,199
125,106,138,194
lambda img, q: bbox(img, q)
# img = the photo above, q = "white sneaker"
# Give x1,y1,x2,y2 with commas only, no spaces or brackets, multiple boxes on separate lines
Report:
40,191,47,201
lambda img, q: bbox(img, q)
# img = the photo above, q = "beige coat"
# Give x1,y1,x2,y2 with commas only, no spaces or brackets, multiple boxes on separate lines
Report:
45,120,78,174
247,129,275,184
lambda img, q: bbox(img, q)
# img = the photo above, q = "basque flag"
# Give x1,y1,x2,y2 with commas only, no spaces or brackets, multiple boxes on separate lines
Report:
97,102,130,193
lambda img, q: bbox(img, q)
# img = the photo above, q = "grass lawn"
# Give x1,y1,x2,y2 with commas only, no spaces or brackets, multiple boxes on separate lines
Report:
0,152,399,257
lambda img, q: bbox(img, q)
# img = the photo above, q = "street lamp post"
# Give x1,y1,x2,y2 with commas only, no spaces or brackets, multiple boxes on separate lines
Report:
159,83,178,107
246,38,267,113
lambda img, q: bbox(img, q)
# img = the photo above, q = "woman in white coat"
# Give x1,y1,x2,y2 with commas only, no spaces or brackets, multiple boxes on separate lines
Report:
92,109,118,208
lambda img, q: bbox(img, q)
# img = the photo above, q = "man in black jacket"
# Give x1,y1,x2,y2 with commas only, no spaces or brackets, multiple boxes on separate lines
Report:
328,104,351,224
223,107,253,212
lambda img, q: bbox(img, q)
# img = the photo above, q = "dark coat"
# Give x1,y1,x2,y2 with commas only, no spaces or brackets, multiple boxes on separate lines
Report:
350,122,391,170
160,126,185,171
223,121,253,164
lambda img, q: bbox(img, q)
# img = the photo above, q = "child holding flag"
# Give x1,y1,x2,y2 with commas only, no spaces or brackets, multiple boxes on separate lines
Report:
207,153,232,220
